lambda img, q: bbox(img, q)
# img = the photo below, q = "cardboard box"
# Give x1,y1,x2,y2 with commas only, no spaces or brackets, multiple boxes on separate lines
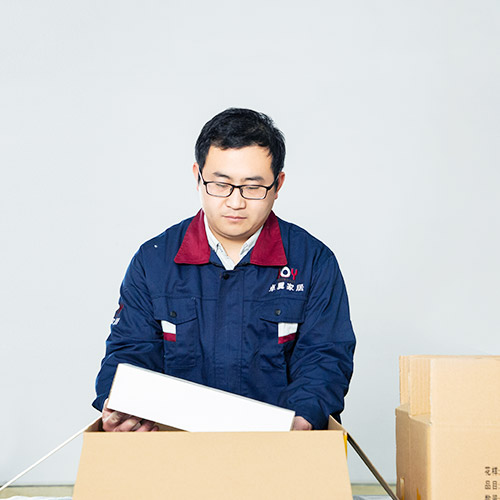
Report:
107,363,295,432
396,355,500,500
3,367,395,496
72,364,398,499
73,416,353,500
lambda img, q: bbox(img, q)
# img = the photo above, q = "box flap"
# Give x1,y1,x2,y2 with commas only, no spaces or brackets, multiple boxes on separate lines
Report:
401,355,500,424
407,356,432,417
429,356,500,424
399,355,410,405
395,406,409,500
328,417,398,500
85,418,102,432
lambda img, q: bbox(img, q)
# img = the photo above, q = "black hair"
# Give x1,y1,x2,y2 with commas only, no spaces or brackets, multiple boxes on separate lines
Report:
195,108,286,179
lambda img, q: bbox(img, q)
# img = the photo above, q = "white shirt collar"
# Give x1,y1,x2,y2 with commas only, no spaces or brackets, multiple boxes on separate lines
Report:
203,214,263,270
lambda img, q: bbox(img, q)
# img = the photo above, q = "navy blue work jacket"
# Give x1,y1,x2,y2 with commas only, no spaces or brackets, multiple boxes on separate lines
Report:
93,210,355,429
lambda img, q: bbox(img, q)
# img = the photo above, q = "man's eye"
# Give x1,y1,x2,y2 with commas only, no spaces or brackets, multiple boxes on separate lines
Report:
245,186,260,191
214,183,229,189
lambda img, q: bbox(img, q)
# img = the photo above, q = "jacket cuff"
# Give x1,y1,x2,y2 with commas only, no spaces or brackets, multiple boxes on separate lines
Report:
92,395,106,412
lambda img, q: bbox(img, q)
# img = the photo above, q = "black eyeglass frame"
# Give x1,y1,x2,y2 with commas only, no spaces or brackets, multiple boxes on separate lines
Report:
198,172,278,200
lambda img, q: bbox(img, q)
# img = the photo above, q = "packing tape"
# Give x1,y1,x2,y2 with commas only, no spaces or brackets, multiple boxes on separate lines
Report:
0,419,98,492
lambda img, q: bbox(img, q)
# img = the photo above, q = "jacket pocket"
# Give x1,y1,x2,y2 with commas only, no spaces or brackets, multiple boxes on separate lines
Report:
258,299,306,370
152,296,198,369
259,299,305,341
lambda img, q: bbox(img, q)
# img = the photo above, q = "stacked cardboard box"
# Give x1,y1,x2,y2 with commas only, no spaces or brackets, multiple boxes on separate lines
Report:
396,355,500,500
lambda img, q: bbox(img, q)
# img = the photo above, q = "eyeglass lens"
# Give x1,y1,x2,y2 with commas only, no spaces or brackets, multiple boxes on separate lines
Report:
206,183,268,199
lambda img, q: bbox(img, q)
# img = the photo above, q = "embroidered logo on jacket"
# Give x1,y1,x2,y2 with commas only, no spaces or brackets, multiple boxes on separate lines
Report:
277,266,298,280
268,266,305,293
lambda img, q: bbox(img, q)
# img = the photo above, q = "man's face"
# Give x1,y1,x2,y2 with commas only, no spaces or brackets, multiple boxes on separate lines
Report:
193,145,285,248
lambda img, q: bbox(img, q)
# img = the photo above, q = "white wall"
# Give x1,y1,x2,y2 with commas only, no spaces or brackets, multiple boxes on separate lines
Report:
1,0,499,485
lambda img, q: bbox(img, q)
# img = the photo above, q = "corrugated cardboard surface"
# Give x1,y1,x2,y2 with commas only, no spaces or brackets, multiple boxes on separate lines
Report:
396,355,500,500
73,425,352,500
396,406,430,500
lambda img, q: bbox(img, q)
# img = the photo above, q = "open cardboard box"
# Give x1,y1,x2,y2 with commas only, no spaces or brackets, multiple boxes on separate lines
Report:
73,416,353,500
396,355,500,500
73,364,397,500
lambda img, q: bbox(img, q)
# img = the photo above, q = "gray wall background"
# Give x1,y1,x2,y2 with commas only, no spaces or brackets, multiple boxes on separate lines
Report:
1,0,499,485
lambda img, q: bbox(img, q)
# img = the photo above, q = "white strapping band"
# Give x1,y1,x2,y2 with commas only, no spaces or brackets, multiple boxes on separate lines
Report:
0,418,99,492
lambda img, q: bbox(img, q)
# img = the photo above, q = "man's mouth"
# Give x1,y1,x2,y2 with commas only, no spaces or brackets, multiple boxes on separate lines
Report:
223,215,246,221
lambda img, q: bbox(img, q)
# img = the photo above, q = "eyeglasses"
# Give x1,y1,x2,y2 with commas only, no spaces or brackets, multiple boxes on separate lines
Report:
198,172,277,200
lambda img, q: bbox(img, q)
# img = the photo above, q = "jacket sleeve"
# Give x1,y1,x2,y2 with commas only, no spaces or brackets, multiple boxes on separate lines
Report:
92,248,164,412
278,253,356,429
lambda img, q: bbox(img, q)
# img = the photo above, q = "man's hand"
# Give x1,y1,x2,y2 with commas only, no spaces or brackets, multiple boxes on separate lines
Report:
292,416,313,430
101,399,159,432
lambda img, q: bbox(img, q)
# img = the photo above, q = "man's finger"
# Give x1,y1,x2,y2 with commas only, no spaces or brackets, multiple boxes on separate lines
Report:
102,409,130,427
101,410,132,431
292,416,313,430
135,419,157,432
113,417,142,432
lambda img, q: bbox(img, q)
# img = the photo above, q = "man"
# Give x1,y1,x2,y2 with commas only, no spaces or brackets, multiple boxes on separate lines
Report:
94,108,355,432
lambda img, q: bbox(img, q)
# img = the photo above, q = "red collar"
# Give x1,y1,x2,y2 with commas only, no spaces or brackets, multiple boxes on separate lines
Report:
174,210,287,267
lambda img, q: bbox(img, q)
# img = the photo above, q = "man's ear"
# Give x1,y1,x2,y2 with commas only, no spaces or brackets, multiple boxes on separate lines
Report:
192,163,200,190
274,172,285,200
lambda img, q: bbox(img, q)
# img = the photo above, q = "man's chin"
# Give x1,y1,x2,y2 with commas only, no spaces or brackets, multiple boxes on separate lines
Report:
219,227,252,244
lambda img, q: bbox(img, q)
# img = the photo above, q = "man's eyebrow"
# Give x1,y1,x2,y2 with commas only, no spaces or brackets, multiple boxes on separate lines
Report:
211,171,231,180
243,175,266,182
211,171,267,183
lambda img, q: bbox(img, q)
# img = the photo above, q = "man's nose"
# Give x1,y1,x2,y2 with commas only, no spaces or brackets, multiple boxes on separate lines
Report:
225,187,246,209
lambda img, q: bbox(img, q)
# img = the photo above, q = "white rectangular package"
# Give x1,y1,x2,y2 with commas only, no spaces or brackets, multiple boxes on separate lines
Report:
107,363,295,432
